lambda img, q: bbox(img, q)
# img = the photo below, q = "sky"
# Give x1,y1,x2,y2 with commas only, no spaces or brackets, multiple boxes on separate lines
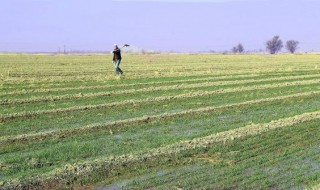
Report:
0,0,319,52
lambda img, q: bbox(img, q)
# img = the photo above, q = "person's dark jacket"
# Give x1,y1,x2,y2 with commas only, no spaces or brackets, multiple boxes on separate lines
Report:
113,48,121,60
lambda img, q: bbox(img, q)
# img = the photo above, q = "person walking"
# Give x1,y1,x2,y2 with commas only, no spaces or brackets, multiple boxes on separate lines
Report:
112,44,129,75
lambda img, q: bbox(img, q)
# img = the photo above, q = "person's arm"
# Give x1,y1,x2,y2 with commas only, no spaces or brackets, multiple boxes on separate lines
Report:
119,44,130,49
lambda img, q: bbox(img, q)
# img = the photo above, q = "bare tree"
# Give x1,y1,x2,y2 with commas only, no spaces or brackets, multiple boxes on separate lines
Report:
232,46,238,54
266,36,283,54
286,40,299,53
232,43,244,54
237,43,244,53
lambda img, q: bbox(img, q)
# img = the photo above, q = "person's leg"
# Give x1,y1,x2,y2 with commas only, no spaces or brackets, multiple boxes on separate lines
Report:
113,60,120,75
117,59,123,74
118,67,123,74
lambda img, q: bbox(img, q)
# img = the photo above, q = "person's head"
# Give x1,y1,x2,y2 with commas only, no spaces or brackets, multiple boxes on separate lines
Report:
114,44,118,49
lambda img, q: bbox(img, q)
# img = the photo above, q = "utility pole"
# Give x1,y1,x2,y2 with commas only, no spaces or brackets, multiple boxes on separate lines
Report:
64,45,66,54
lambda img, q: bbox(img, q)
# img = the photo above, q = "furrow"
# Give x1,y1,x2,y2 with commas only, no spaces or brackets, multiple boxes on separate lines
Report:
2,73,320,97
307,182,320,190
3,111,320,189
1,75,320,105
0,73,261,96
3,68,319,84
1,91,319,145
1,81,320,121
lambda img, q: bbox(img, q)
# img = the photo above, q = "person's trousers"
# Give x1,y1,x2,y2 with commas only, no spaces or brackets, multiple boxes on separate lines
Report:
113,59,123,75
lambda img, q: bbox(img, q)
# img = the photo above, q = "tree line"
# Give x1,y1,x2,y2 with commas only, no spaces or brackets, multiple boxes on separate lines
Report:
232,36,299,54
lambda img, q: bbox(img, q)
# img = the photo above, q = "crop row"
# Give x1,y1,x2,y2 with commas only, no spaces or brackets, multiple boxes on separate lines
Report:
1,74,320,105
2,73,320,97
0,73,262,96
3,110,319,189
3,67,319,84
1,91,319,145
0,82,317,122
124,119,320,189
0,77,317,122
0,68,319,90
1,70,223,83
1,65,286,75
309,184,320,190
4,66,246,76
0,72,252,91
1,79,319,121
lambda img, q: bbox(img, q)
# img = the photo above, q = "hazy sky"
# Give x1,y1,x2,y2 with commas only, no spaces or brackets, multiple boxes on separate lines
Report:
0,0,319,52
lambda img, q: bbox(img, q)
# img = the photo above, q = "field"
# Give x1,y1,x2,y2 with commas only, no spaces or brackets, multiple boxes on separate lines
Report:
0,53,320,189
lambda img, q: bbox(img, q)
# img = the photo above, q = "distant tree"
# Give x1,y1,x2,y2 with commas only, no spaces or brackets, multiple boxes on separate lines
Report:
237,43,244,53
266,36,283,54
286,40,299,53
232,46,238,54
232,43,244,54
